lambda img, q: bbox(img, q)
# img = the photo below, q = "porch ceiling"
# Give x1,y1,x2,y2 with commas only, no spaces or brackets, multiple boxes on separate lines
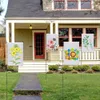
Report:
15,23,49,29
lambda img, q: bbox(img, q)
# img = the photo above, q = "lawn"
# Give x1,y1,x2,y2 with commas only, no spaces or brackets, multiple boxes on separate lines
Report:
38,73,100,100
0,72,20,100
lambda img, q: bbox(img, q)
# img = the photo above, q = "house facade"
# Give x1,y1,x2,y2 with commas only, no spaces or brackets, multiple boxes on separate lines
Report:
5,0,100,72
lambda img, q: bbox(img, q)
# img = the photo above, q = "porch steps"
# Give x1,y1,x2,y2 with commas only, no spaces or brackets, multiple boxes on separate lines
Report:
18,62,49,73
18,61,63,73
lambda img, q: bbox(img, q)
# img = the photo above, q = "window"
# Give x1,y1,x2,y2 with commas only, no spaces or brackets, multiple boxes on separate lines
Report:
54,0,65,9
86,28,97,47
81,0,91,9
59,28,69,46
67,0,78,9
72,28,83,46
54,0,92,10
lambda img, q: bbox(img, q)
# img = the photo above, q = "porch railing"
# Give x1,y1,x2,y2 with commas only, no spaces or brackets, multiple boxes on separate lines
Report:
59,48,100,61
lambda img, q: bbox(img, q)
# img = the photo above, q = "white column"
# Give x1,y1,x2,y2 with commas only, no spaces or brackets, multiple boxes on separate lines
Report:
11,22,15,42
55,22,58,34
78,0,81,10
91,0,94,10
55,22,59,47
6,22,9,43
69,28,72,42
50,22,53,34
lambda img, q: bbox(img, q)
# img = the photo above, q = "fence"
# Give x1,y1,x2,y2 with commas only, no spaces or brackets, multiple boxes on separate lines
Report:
0,36,6,60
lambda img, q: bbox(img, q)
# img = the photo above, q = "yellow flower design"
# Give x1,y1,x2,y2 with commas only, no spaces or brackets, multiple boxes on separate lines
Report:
11,51,16,57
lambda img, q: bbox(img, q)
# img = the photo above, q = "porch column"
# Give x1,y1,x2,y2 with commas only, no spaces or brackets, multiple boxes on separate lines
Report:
11,22,15,42
50,22,53,34
6,22,10,43
55,22,58,34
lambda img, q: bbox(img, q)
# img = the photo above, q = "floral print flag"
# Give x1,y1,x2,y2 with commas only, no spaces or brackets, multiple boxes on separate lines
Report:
46,34,58,51
6,43,23,66
63,42,80,65
82,34,94,52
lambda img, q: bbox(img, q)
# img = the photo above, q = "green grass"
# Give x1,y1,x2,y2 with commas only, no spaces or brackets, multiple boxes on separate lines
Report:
0,72,20,100
38,73,100,100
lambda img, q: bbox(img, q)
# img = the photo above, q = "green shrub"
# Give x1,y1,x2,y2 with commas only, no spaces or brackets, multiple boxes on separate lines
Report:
73,65,90,71
81,65,90,71
0,60,5,69
73,66,82,71
7,66,18,72
62,65,73,72
49,65,59,71
91,65,100,72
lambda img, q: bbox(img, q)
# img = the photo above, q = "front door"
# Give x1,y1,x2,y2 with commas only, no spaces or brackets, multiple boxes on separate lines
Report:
34,32,45,59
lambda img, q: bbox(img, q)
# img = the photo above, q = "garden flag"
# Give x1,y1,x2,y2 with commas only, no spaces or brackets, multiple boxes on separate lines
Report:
82,34,94,52
63,42,80,65
46,34,58,51
6,42,23,66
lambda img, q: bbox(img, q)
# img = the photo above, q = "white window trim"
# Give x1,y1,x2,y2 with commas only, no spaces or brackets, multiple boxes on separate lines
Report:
53,0,93,10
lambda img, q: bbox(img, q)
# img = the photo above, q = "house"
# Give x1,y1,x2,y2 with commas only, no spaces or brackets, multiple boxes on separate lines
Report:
5,0,100,72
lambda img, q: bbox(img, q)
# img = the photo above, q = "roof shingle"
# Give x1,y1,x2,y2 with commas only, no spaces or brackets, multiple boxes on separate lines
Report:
5,0,100,18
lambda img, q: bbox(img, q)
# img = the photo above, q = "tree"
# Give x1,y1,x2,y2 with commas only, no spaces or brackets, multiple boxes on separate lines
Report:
0,0,3,15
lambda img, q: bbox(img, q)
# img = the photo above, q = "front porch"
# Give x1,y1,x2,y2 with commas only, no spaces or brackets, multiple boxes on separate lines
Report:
6,19,100,72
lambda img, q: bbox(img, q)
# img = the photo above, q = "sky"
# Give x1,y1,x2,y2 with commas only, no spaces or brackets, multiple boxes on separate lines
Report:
0,0,8,24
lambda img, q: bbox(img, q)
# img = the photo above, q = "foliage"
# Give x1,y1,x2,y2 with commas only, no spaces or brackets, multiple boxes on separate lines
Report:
7,66,18,72
0,60,5,69
91,65,100,72
62,65,73,72
49,65,59,71
73,65,90,71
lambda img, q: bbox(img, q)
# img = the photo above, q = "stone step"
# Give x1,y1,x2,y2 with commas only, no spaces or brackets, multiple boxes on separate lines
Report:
13,95,42,100
18,68,48,73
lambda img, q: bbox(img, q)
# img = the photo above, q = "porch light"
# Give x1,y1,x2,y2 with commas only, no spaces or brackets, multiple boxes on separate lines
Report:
29,25,32,29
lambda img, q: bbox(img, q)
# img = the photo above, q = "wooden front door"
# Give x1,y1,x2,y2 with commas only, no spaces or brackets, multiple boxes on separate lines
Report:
34,32,45,59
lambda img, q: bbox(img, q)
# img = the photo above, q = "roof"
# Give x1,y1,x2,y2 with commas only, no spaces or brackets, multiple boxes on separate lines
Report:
5,0,100,18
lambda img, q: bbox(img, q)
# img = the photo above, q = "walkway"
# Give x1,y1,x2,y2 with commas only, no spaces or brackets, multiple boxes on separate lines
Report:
13,73,42,100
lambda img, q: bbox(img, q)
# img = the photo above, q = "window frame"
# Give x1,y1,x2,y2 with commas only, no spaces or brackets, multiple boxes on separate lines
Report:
59,28,69,47
85,28,97,47
81,0,92,10
72,28,83,47
67,0,78,10
53,0,93,10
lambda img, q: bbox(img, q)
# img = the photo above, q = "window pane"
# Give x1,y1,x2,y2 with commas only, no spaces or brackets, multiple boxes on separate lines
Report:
72,38,81,46
54,0,65,9
81,0,91,9
94,38,97,47
67,1,78,9
59,28,69,37
59,28,69,46
86,28,97,46
72,28,83,36
59,38,68,46
86,28,97,36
